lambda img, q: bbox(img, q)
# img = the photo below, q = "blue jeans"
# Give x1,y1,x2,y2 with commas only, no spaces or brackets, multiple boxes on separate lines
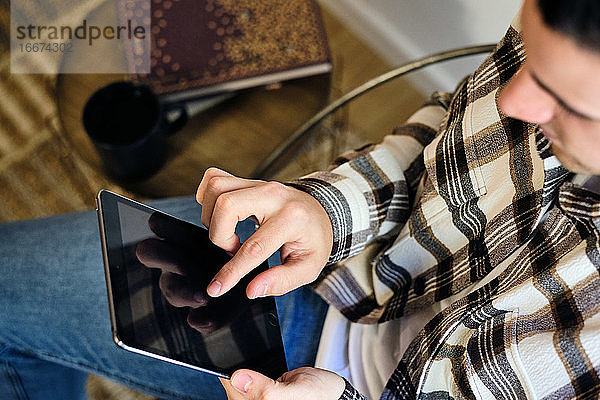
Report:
0,197,328,400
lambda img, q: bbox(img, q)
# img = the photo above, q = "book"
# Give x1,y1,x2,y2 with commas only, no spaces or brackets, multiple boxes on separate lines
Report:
125,0,331,102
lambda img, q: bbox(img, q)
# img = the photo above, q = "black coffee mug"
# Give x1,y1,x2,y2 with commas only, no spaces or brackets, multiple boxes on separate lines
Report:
82,81,188,181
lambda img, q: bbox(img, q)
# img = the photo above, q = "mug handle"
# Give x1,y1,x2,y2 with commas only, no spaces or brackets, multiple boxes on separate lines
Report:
163,102,188,135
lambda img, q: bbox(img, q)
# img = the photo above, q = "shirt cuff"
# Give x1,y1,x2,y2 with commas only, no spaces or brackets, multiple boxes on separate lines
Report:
287,175,358,265
338,378,369,400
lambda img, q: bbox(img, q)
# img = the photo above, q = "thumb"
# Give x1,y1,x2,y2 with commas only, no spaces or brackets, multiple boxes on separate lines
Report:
247,255,321,298
230,369,275,397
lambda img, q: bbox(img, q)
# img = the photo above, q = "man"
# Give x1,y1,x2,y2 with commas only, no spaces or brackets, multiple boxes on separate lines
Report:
0,0,599,399
203,0,600,398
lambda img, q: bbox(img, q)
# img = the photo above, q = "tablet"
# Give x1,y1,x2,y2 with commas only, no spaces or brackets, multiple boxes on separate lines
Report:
96,190,287,379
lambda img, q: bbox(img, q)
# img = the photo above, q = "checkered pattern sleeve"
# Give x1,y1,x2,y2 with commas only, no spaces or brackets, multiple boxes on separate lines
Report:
288,94,450,264
338,378,369,400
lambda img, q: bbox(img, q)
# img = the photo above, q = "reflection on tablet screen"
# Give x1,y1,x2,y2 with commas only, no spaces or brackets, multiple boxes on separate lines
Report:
100,192,287,379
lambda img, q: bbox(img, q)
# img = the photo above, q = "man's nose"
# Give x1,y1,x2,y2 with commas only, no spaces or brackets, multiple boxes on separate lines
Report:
498,66,556,124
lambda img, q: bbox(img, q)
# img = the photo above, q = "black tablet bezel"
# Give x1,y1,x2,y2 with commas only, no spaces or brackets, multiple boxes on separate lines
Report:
96,189,287,379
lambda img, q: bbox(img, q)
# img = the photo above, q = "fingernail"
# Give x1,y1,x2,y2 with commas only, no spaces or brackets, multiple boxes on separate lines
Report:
251,283,268,299
231,372,252,393
207,280,221,297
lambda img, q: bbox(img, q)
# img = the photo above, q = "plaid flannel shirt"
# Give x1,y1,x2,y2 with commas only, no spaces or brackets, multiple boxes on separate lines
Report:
290,17,600,400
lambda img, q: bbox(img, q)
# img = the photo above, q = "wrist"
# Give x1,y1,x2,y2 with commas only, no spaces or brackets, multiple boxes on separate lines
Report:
285,178,348,264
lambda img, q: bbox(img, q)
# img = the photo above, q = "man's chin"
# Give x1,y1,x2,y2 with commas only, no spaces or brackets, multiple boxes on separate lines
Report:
551,144,596,175
550,143,574,170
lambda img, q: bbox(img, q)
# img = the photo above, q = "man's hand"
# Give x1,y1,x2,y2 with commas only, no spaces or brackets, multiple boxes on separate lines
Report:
196,167,333,299
219,367,346,400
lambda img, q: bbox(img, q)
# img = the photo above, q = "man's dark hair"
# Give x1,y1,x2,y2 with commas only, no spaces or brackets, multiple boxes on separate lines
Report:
538,0,600,52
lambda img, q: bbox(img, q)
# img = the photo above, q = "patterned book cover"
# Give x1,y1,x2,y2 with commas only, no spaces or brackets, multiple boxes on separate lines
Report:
125,0,331,101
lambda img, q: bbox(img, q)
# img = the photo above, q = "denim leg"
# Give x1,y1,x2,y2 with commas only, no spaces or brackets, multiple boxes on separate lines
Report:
276,283,328,370
0,196,328,400
0,346,88,400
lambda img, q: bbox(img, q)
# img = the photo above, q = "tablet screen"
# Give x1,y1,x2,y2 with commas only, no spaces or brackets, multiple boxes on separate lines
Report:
97,190,287,379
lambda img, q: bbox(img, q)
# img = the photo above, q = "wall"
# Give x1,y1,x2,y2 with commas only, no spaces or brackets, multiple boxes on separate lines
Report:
320,0,522,93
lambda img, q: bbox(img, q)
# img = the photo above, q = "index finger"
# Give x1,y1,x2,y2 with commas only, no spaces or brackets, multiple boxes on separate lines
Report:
207,218,285,298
